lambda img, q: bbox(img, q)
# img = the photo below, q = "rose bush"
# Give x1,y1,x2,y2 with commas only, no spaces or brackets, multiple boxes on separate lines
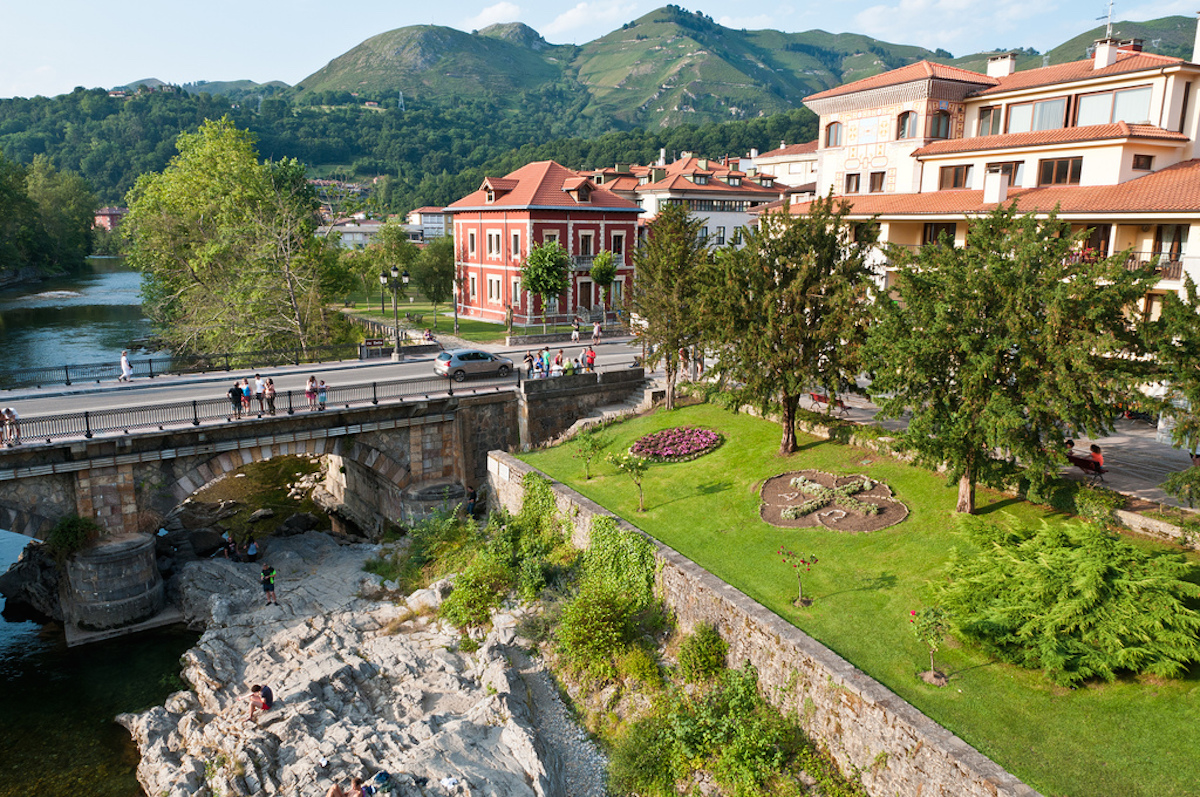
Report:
630,426,722,463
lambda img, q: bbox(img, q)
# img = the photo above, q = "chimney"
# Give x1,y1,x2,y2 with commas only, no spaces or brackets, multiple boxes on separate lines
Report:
987,53,1017,78
658,148,666,166
1094,38,1120,69
983,166,1009,205
1194,12,1200,64
1118,38,1143,52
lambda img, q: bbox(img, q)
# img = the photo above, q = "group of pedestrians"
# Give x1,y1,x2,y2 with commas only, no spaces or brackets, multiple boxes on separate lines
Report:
523,346,597,379
569,318,604,345
227,374,279,419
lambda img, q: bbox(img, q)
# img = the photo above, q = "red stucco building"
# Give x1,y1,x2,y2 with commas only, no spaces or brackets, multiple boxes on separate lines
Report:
445,160,642,326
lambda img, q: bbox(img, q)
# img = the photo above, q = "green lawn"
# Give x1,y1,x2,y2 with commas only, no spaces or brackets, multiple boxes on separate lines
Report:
342,298,590,345
519,404,1200,797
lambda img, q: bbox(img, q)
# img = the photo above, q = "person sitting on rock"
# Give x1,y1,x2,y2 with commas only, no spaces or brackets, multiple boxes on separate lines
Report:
246,684,273,722
326,776,365,797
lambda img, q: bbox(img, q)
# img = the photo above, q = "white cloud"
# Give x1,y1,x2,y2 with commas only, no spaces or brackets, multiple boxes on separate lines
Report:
464,2,522,30
852,0,1055,54
542,1,638,39
1122,0,1195,21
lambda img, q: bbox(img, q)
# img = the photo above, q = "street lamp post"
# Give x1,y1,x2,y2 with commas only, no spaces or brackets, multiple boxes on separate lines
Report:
379,266,410,362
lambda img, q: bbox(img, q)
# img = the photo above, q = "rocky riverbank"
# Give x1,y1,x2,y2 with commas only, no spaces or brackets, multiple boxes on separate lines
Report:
119,532,607,796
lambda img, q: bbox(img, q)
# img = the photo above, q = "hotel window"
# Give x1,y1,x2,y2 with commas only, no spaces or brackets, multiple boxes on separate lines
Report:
612,233,625,256
869,172,886,193
978,106,1002,136
469,274,477,298
714,226,726,245
468,231,476,256
938,164,972,190
512,278,522,307
511,231,520,257
487,276,501,302
928,110,951,139
486,231,501,257
1132,154,1154,171
897,111,918,139
1007,97,1067,133
1037,157,1082,186
1076,85,1152,127
985,161,1022,186
825,122,843,147
844,173,861,194
728,176,741,186
579,232,594,257
693,175,709,185
922,222,956,246
543,232,558,244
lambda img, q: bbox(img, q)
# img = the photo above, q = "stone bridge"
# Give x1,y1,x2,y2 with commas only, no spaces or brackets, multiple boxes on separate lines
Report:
0,368,645,539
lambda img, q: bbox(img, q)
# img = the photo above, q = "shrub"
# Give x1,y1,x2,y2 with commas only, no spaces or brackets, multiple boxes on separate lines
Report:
607,711,685,797
583,516,657,610
556,582,637,680
677,622,729,683
1162,466,1200,509
939,515,1200,686
439,550,512,629
1073,485,1126,527
45,515,100,560
616,644,663,689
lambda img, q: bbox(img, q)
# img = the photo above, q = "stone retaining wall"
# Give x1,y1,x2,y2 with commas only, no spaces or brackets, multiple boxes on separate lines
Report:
486,451,1042,797
520,368,645,447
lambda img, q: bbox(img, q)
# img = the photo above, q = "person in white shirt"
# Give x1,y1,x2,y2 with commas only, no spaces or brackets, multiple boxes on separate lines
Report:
119,350,133,382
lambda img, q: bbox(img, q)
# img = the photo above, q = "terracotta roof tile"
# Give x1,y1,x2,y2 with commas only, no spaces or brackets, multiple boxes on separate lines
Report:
784,159,1200,217
758,140,819,158
973,51,1185,96
912,122,1188,156
805,61,997,102
409,206,445,214
446,161,641,212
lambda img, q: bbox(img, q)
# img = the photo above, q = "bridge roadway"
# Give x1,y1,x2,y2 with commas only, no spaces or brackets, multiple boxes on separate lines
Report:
1,338,644,421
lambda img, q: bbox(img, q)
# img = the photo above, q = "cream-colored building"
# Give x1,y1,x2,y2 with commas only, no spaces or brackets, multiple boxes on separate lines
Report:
790,23,1200,320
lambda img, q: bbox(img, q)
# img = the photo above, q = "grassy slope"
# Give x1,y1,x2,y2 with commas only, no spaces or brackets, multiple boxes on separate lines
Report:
520,404,1200,797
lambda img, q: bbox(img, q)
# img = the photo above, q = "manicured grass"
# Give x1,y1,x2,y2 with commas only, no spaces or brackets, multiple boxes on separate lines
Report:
343,298,588,344
519,404,1200,797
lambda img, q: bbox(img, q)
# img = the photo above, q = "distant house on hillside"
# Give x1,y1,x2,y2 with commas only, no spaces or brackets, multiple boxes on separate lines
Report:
445,160,642,326
406,206,448,240
93,207,128,231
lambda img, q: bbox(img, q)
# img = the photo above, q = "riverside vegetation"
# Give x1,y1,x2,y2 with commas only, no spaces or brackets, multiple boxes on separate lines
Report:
364,473,869,796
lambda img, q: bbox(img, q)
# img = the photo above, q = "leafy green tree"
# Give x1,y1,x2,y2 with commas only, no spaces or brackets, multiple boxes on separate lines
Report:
631,203,708,410
909,606,949,680
700,194,875,454
0,154,48,272
412,235,455,330
522,240,570,332
1161,467,1200,509
608,452,650,512
1148,275,1200,458
864,203,1155,513
572,427,612,480
589,249,617,317
939,515,1200,686
24,155,97,270
124,117,340,354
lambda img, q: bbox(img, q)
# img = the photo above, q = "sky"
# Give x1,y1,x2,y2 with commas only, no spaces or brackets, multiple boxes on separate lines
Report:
2,0,1194,99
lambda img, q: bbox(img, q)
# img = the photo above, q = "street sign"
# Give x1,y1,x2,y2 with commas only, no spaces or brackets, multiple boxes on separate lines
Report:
363,338,385,346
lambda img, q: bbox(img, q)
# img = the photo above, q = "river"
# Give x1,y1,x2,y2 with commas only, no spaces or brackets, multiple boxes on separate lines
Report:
0,261,193,796
0,258,161,375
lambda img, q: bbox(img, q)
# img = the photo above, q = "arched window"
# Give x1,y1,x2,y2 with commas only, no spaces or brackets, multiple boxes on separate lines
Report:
897,111,918,139
825,122,843,147
929,110,951,139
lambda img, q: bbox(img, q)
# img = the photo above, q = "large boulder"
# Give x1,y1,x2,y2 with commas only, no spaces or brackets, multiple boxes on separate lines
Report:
0,541,62,621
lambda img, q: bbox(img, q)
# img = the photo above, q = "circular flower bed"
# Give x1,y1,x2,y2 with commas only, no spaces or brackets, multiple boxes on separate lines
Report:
630,426,722,463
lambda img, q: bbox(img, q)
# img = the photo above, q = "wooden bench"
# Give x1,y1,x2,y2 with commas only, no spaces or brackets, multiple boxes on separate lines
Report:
1066,453,1107,482
808,392,849,417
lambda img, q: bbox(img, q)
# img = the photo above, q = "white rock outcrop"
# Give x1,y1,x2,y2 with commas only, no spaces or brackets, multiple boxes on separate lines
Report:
119,533,555,797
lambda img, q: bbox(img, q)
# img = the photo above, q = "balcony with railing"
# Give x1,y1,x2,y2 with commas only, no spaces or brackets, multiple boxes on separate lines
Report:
572,254,625,271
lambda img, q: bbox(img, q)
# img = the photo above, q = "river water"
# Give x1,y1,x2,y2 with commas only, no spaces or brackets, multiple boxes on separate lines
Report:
0,258,161,375
0,262,194,796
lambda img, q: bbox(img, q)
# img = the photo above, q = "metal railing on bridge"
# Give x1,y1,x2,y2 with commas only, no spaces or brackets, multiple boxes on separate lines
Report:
16,372,518,445
11,358,642,446
1,343,365,391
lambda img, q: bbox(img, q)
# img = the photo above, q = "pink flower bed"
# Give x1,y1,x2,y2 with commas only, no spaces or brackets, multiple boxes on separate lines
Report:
630,426,722,463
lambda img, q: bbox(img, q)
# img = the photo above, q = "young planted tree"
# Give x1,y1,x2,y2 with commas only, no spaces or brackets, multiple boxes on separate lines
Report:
412,235,455,330
700,194,876,454
589,249,617,320
631,202,708,410
777,548,819,607
909,607,949,685
608,452,649,512
572,427,612,480
522,240,570,333
864,203,1156,513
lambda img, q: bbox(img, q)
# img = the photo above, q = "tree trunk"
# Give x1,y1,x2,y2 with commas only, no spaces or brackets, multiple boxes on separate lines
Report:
955,470,976,514
779,393,798,455
665,362,676,410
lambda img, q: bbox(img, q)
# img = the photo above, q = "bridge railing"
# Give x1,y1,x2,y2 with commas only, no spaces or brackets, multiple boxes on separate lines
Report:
1,343,366,390
16,372,520,445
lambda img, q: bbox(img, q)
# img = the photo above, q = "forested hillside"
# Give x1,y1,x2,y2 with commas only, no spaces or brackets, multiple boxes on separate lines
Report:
0,87,815,212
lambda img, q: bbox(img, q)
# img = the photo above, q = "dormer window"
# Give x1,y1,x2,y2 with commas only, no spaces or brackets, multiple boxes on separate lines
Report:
728,177,741,186
485,189,496,203
578,185,591,202
694,175,709,185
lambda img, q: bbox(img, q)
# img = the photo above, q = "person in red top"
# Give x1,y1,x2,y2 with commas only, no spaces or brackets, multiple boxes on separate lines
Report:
584,346,596,372
1089,444,1104,467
